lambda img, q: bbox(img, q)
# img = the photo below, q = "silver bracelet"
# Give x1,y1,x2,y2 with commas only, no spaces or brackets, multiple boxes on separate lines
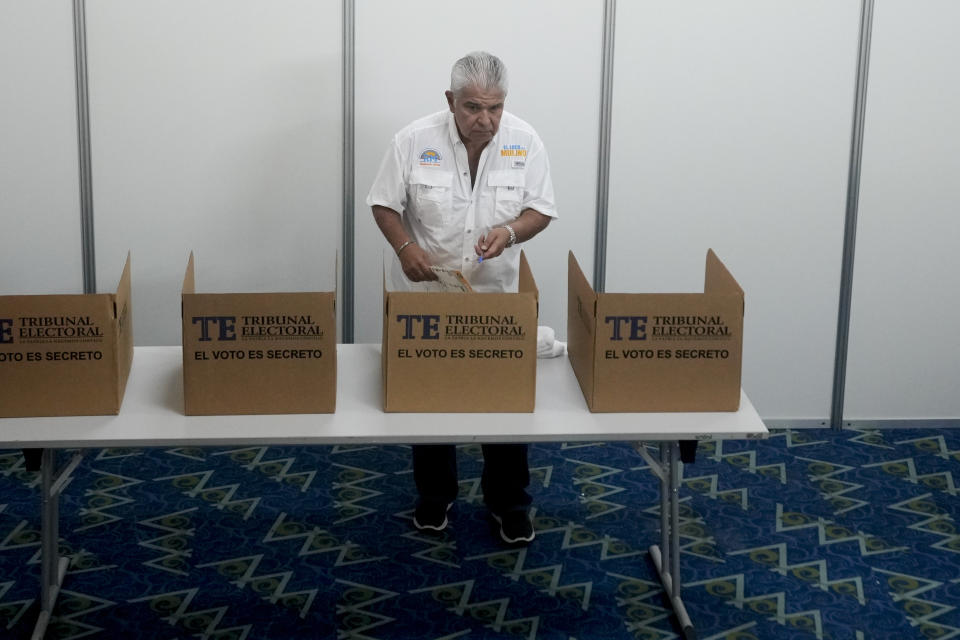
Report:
396,240,415,256
502,224,517,247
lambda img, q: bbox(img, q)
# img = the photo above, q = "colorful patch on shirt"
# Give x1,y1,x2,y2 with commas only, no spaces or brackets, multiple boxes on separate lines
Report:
418,148,442,166
500,144,527,158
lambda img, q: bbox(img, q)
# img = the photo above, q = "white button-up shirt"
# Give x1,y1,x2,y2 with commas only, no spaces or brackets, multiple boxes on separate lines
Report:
367,110,557,293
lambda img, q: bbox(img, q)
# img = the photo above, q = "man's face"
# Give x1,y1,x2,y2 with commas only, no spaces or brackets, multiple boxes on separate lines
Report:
445,86,505,148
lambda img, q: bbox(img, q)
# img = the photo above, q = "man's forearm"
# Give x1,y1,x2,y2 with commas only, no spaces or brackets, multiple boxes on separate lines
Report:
505,208,551,244
372,205,411,253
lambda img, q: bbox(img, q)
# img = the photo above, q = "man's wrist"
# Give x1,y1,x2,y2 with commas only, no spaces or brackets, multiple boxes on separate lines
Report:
501,224,517,248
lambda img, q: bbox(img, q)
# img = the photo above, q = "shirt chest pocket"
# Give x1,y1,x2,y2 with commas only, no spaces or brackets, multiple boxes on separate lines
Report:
488,170,525,224
410,169,453,226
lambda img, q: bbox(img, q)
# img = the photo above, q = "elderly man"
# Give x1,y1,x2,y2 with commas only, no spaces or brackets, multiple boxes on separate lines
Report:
366,51,557,544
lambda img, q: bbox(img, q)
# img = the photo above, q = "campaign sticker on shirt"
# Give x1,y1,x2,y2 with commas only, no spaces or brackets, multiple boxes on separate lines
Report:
500,144,527,158
419,148,442,166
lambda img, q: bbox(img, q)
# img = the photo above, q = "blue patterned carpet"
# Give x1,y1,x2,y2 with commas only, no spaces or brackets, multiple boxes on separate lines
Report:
1,428,959,639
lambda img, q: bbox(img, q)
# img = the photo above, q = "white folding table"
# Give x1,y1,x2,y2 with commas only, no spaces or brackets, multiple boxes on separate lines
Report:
2,344,768,639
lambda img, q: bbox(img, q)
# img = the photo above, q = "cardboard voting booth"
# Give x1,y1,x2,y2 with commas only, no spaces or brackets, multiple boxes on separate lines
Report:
568,250,744,412
381,252,539,412
181,253,336,415
0,254,134,417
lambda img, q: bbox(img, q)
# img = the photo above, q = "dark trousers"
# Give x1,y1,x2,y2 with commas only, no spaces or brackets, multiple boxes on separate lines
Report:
412,443,532,513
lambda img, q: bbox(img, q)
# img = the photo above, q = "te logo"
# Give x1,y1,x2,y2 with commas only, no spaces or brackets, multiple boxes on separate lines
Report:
396,314,440,340
192,316,237,342
605,315,647,341
0,319,13,344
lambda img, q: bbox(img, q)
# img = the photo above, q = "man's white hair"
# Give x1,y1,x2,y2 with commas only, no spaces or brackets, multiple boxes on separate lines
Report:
450,51,508,98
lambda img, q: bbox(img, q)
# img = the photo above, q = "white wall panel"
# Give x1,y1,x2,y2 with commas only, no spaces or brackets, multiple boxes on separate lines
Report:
354,0,603,343
605,1,861,420
844,1,960,419
0,4,82,294
88,1,342,345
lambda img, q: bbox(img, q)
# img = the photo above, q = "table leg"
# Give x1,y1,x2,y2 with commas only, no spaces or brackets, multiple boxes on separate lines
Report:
30,448,80,640
648,441,697,640
670,441,681,599
659,442,670,578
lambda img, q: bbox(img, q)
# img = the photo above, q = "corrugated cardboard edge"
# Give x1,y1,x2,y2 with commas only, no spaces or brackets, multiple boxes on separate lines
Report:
181,252,196,414
328,249,339,414
567,251,597,410
330,252,339,413
518,251,538,302
327,290,338,413
517,250,538,410
705,248,744,410
705,249,744,298
183,252,196,295
381,262,390,411
113,252,134,411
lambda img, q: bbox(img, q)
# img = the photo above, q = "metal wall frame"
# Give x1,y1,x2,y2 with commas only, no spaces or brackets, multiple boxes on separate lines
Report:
830,0,875,430
73,0,95,295
593,0,617,293
341,0,356,343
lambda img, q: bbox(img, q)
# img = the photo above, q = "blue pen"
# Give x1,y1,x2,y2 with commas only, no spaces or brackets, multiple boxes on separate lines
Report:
477,255,484,263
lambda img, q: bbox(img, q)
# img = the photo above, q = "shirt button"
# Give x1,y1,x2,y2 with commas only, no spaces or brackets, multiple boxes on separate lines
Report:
466,229,472,234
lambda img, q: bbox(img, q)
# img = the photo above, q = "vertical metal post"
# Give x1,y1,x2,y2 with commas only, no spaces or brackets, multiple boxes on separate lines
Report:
593,0,616,292
34,449,60,640
40,449,56,614
650,441,696,638
33,451,80,640
73,0,95,295
659,442,669,568
831,0,875,429
341,0,356,343
670,441,681,598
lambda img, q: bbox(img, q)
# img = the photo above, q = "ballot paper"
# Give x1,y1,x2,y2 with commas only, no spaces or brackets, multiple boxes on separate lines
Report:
429,266,473,292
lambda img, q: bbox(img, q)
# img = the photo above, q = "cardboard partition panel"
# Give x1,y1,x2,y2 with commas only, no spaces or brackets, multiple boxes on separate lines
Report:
0,253,134,417
181,253,336,415
568,250,744,412
382,252,539,412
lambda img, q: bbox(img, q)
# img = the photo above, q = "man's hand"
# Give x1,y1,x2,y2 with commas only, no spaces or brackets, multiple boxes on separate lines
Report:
474,227,511,261
399,243,438,282
372,205,438,282
474,209,552,261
